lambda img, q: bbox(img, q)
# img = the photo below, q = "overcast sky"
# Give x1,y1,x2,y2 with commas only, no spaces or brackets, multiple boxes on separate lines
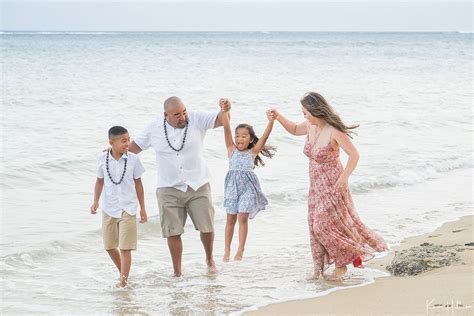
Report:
1,1,472,32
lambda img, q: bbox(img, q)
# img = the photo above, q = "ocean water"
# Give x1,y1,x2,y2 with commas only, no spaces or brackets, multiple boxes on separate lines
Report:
1,32,472,315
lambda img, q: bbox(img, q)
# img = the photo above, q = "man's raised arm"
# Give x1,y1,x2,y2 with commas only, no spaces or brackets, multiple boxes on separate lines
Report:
128,141,143,154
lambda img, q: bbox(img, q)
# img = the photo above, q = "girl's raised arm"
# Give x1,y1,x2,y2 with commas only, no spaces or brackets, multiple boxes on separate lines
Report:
252,115,275,156
222,109,235,157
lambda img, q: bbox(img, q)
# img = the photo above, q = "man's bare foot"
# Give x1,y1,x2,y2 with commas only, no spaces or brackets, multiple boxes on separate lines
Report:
207,258,217,274
223,251,230,262
234,249,244,261
119,274,128,288
327,266,347,281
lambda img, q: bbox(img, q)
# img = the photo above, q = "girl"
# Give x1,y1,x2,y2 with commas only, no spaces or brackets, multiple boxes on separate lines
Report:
221,105,276,262
269,92,387,281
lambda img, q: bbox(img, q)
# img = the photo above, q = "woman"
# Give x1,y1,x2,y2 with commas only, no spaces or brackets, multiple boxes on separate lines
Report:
269,92,387,281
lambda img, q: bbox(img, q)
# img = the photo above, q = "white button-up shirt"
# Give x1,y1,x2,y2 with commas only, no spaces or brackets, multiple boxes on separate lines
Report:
96,151,145,218
134,110,218,192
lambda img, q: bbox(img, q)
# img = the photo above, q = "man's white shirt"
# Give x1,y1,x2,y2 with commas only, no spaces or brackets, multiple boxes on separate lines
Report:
134,110,218,192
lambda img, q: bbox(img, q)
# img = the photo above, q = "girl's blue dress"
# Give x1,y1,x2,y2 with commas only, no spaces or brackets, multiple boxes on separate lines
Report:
224,150,268,219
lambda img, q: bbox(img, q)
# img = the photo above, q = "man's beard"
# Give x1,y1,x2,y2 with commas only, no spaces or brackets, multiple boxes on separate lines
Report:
177,119,189,128
166,117,188,128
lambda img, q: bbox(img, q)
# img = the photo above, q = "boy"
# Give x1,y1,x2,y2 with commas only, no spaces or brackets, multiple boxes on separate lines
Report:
90,126,148,287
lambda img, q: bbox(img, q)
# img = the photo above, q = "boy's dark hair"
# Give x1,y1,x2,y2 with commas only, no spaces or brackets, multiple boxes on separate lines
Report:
108,126,128,139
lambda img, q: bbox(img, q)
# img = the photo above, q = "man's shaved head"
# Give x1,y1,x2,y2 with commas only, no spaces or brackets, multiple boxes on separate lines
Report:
164,96,183,112
163,96,188,128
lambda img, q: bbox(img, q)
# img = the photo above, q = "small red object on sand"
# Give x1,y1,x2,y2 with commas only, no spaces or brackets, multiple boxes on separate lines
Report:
353,256,362,267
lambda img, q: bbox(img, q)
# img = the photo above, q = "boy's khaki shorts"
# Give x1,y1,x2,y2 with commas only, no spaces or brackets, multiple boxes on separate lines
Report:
102,211,137,250
157,183,215,238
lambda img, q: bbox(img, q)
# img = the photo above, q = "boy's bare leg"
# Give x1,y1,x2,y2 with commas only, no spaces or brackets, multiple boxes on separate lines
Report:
200,232,216,272
223,214,237,262
119,249,131,287
167,235,183,277
106,248,122,273
234,213,249,261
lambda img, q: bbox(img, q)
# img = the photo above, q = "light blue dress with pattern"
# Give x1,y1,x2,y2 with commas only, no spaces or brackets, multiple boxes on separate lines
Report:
224,149,268,219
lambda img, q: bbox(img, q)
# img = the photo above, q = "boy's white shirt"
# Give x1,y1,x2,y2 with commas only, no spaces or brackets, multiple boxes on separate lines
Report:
134,110,218,192
96,151,145,218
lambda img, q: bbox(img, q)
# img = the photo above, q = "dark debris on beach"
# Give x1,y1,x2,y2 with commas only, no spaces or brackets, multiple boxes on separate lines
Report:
386,242,460,276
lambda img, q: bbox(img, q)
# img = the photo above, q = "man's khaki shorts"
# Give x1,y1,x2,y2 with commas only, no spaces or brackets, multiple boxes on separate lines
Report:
102,211,137,250
156,183,215,238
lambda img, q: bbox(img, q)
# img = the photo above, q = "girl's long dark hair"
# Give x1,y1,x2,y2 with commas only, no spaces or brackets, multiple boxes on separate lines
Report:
236,123,276,167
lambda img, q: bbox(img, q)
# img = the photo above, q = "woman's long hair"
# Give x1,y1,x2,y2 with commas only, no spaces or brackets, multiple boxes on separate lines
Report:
300,92,359,138
235,123,276,167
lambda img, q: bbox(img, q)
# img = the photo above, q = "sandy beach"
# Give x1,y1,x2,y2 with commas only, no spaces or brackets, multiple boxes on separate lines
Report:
247,215,473,315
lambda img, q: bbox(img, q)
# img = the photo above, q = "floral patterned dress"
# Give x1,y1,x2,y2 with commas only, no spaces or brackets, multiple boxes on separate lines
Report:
224,150,268,219
303,130,388,274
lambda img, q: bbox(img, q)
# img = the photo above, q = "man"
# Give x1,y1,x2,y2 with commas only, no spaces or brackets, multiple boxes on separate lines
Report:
128,96,230,277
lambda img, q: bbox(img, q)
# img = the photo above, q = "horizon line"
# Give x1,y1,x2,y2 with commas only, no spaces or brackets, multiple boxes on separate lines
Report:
1,30,472,33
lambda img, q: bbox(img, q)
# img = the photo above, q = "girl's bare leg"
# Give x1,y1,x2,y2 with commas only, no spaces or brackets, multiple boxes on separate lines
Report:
234,213,249,261
223,214,237,262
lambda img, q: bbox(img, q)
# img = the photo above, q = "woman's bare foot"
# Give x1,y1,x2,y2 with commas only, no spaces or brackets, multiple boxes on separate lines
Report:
223,251,230,262
234,249,244,261
327,265,347,281
306,272,322,281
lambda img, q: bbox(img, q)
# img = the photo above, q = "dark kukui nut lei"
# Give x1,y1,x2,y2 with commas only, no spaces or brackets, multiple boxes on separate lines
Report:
164,117,188,152
106,150,127,185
